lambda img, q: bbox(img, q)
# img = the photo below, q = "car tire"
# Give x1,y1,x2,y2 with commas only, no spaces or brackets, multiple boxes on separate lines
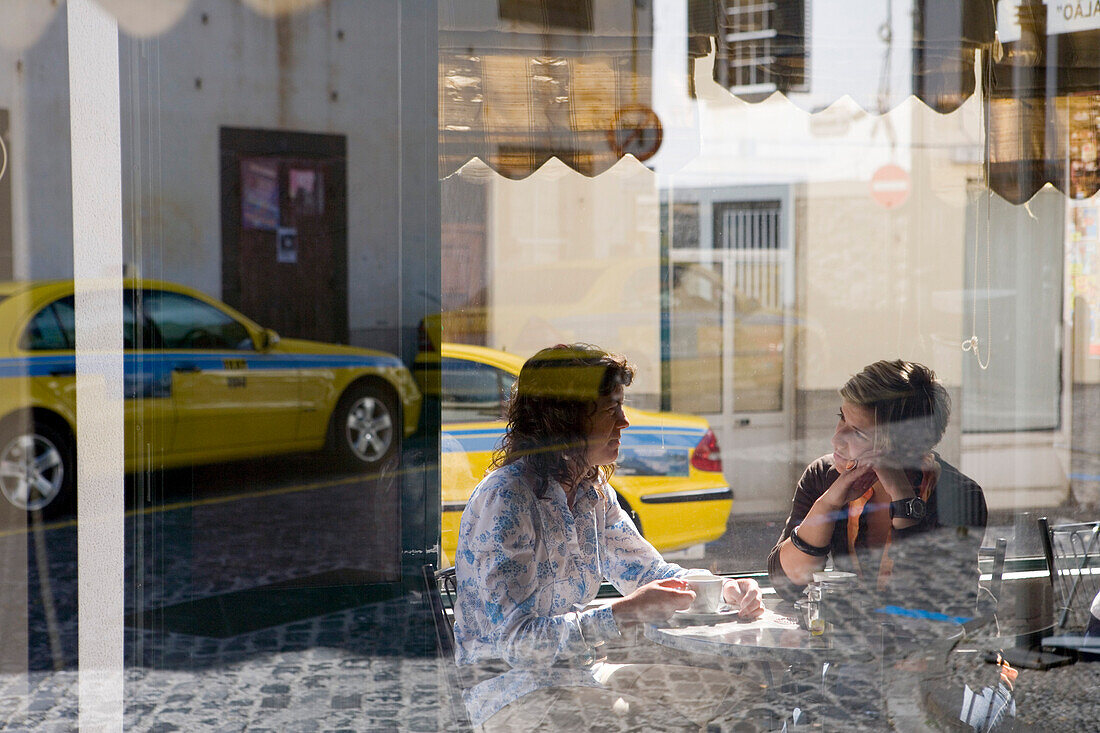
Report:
330,383,400,471
0,417,75,518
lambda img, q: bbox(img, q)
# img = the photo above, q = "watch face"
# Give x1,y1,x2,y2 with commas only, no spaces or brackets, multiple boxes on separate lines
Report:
893,497,926,520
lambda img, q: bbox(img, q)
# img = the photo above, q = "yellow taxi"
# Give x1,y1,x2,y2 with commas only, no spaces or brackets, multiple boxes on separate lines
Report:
416,342,733,563
0,279,422,516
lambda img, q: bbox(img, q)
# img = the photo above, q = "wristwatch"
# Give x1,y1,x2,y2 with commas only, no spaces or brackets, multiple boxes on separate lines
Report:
890,497,927,521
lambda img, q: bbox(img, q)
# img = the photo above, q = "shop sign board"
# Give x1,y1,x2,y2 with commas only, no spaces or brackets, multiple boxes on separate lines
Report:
1049,0,1100,34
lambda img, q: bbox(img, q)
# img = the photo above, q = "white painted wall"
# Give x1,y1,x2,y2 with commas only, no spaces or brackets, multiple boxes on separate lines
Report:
0,0,415,349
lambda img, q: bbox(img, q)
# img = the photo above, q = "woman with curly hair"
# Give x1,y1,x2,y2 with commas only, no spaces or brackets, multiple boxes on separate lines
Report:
769,359,988,615
454,343,764,732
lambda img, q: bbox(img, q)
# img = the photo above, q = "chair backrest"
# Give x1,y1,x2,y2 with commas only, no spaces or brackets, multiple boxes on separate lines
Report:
977,537,1008,611
422,563,456,658
1038,518,1100,632
422,564,473,730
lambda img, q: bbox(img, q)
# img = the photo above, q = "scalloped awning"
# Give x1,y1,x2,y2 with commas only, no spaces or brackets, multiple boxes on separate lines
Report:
439,0,999,180
988,4,1100,203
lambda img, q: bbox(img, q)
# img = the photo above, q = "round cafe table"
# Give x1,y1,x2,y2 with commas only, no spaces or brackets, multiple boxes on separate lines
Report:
644,597,968,729
643,597,966,666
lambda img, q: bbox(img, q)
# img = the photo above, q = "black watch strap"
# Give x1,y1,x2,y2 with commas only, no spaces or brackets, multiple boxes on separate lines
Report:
890,497,926,520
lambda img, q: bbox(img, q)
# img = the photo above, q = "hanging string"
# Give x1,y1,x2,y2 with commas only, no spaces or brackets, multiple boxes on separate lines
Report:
963,47,992,370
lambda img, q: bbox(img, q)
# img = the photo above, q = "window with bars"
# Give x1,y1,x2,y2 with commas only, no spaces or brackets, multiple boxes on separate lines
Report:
714,0,809,98
713,200,783,250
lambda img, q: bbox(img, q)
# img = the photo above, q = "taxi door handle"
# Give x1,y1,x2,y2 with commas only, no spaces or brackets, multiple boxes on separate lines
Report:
173,363,202,373
49,368,76,377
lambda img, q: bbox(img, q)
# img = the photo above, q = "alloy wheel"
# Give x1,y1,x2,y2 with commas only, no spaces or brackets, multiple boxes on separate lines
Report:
0,433,65,511
344,395,394,463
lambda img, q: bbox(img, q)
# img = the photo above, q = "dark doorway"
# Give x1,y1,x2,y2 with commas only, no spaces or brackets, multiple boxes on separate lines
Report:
220,127,348,344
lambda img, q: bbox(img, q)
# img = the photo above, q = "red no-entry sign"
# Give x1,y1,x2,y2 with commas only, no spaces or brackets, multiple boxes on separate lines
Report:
870,164,911,209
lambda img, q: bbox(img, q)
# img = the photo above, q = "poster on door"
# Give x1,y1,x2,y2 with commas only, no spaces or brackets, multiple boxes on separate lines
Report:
289,168,324,216
276,226,298,264
242,158,280,230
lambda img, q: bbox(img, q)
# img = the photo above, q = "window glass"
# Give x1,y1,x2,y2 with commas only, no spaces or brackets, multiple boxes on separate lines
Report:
53,296,76,348
441,357,513,423
7,2,1100,731
142,290,254,351
22,300,70,350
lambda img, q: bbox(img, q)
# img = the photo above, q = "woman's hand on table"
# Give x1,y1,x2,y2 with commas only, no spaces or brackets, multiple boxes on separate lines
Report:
722,578,764,619
611,577,695,627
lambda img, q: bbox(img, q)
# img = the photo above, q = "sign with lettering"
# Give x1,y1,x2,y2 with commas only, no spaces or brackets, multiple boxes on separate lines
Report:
1049,0,1100,34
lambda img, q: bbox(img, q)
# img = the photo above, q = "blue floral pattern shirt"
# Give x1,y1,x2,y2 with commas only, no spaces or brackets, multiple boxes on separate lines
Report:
453,460,684,725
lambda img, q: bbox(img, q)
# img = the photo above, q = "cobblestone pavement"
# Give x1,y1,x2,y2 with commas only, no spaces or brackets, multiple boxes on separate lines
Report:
3,455,1099,731
2,595,466,733
5,587,1100,731
1,459,468,733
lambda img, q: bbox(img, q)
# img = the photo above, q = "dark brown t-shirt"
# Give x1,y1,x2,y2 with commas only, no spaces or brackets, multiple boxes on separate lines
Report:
767,454,988,616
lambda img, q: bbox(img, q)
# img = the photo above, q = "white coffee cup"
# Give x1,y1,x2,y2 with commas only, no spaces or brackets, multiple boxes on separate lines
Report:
684,574,725,614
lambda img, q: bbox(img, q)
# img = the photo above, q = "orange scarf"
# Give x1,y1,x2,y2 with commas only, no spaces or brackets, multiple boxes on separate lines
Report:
846,471,936,590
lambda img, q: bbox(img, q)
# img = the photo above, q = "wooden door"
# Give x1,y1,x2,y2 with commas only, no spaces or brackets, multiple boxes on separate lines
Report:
221,129,348,345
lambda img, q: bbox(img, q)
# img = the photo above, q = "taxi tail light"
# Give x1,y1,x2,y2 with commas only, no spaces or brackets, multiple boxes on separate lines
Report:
691,429,722,473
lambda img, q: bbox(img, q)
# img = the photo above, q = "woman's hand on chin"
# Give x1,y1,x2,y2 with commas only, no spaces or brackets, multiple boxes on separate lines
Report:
866,451,939,500
611,578,695,626
823,461,878,508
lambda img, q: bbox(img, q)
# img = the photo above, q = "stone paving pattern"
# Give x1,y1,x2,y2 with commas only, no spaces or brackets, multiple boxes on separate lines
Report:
5,587,1100,731
2,596,467,733
3,459,1099,731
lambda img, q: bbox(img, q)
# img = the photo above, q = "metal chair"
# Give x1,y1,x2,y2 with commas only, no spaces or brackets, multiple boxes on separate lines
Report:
423,564,456,657
1037,518,1100,659
962,537,1008,639
977,537,1008,612
422,564,472,729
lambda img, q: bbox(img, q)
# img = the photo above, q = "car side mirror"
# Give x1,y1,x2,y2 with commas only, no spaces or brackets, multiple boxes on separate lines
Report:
260,328,280,350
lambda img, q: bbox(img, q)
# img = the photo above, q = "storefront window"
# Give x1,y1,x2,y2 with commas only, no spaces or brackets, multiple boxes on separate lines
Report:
2,1,1098,730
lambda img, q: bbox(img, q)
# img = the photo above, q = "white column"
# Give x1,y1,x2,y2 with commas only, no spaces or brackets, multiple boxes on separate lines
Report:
650,0,698,176
67,0,125,730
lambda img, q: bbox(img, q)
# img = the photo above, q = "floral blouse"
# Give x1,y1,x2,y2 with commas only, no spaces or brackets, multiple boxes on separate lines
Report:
453,460,684,725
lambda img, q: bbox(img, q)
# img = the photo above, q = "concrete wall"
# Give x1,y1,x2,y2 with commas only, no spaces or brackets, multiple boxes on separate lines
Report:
0,6,74,280
0,0,428,356
123,0,419,353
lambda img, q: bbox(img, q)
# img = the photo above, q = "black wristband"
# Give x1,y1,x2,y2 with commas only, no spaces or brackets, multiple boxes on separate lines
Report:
790,525,831,557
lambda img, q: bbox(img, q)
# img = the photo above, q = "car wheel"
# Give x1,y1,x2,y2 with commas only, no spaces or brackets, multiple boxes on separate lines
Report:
0,419,74,517
331,383,399,470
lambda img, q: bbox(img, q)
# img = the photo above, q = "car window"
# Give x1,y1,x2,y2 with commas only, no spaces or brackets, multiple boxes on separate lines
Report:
23,295,151,351
22,297,73,350
143,290,255,351
441,357,513,423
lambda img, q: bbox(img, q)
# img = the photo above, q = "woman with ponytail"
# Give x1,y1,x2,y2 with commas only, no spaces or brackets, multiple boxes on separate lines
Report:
769,360,988,615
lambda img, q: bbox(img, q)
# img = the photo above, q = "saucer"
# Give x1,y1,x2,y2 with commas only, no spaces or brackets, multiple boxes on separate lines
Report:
672,605,738,624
